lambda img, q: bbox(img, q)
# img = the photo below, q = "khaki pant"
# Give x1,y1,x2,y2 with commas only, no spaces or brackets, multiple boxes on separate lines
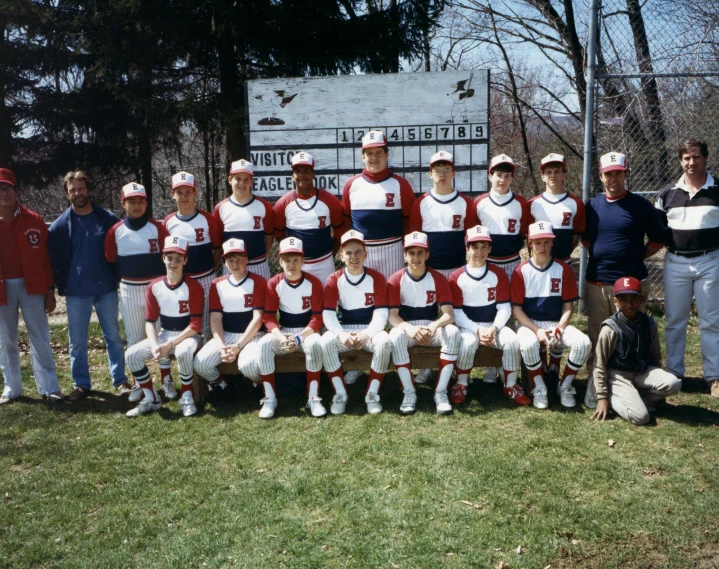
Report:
607,366,681,425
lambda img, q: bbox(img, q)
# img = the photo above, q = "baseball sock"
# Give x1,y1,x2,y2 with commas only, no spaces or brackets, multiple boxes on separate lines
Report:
503,368,519,388
435,358,455,392
160,364,172,384
307,370,321,399
261,373,276,400
395,363,415,391
549,351,563,373
455,368,472,387
132,367,158,403
179,373,194,396
366,369,384,395
560,361,581,389
526,362,546,389
328,368,347,397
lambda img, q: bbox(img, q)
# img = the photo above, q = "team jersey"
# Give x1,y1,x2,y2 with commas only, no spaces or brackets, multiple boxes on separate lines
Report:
105,217,168,284
342,169,415,244
323,267,387,327
473,191,529,260
209,272,266,334
274,189,344,261
528,192,586,261
213,195,274,263
409,190,477,270
387,267,453,324
449,264,510,324
145,275,203,332
163,210,222,278
264,271,324,332
510,259,578,322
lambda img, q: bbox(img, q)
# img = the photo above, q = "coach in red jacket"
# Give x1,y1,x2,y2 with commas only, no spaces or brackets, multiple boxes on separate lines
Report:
0,168,63,404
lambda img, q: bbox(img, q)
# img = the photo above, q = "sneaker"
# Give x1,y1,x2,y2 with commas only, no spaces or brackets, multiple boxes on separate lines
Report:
163,379,178,400
449,383,467,405
399,388,417,415
330,393,348,415
344,370,363,385
179,392,197,417
0,394,20,406
434,390,453,415
532,386,549,409
483,367,498,383
503,384,532,406
307,396,327,418
68,387,90,401
116,383,132,396
259,397,277,419
558,384,577,408
365,392,383,415
128,385,143,403
711,379,719,399
42,392,64,403
126,398,161,417
584,377,598,409
415,368,432,384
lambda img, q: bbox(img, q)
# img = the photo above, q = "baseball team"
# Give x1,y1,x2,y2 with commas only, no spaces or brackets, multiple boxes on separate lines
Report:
1,133,716,426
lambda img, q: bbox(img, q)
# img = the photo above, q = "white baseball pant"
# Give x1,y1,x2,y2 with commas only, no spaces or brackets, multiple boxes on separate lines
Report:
126,330,200,377
256,327,323,376
302,254,336,289
365,241,404,280
194,332,264,382
389,324,460,366
516,320,591,369
190,273,214,342
119,282,151,347
320,327,391,374
457,326,520,372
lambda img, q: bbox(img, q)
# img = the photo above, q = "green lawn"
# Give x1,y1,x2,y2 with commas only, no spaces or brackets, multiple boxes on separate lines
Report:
2,312,718,568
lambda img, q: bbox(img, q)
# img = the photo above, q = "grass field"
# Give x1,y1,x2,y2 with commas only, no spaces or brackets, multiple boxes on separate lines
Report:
2,310,719,569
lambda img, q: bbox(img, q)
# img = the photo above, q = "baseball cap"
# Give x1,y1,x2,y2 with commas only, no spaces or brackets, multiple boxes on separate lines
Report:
291,152,315,169
121,182,147,200
163,235,189,255
528,221,555,240
230,159,254,176
599,152,628,173
279,236,304,255
404,231,429,250
466,225,492,243
614,276,641,296
430,150,454,167
340,230,365,247
172,171,196,190
361,130,387,149
489,154,516,173
540,153,567,170
0,168,16,186
222,238,247,257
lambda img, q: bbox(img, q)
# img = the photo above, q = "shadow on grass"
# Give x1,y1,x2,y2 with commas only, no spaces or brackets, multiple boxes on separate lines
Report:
680,376,710,393
657,403,719,426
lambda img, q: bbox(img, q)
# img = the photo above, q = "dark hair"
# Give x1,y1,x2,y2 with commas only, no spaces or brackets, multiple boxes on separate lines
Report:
490,163,515,175
678,139,708,159
361,146,388,155
63,170,89,192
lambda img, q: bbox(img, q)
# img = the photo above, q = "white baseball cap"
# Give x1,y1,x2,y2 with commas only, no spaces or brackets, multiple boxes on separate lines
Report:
489,154,516,173
466,225,492,244
163,235,189,255
340,230,366,247
540,153,567,171
404,231,429,250
430,150,454,166
291,152,315,169
528,221,555,240
599,152,628,173
361,130,387,149
279,236,304,255
172,171,196,190
230,159,254,176
121,182,147,200
222,238,247,257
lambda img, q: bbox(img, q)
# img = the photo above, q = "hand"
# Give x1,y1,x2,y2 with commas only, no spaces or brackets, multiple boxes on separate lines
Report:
416,326,433,346
219,345,238,363
151,343,162,361
354,332,371,350
551,326,564,342
592,398,610,421
536,328,551,347
158,341,173,359
281,334,298,353
338,331,354,348
45,291,56,314
478,326,496,347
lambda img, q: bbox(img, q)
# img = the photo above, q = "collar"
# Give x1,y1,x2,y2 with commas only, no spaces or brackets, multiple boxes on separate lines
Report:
605,190,628,202
541,191,568,204
673,172,715,192
362,168,393,184
429,189,458,203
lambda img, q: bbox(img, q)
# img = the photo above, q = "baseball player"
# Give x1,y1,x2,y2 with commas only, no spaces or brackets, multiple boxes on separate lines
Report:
320,230,391,415
245,237,325,419
342,130,415,279
164,171,222,341
125,235,204,417
193,238,266,400
214,160,274,281
274,152,344,286
388,232,460,415
448,226,530,406
527,154,586,263
511,222,591,409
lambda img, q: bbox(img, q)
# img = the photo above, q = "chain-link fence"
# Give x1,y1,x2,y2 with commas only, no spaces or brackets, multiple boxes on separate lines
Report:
590,0,719,300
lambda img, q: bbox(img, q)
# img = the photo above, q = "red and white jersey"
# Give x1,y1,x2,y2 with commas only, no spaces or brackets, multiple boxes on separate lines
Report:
164,210,222,278
105,218,169,284
145,276,204,332
388,267,453,325
274,189,344,261
213,196,274,263
449,264,510,324
528,192,586,261
209,272,266,334
263,272,324,332
473,191,529,261
324,268,387,327
510,259,578,322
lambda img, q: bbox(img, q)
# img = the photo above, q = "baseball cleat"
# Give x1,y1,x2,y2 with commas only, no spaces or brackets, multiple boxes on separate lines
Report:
128,385,143,403
399,388,417,415
307,396,327,418
584,378,598,408
449,383,467,405
163,379,178,400
344,370,363,385
558,384,577,408
179,392,197,417
330,393,348,415
483,367,499,383
259,397,277,419
503,384,532,406
415,368,432,384
532,387,549,409
365,392,383,415
126,398,161,417
434,390,453,415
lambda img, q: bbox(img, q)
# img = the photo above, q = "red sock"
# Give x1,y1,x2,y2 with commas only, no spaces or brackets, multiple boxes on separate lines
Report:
366,369,385,394
527,364,545,389
261,373,276,398
160,366,172,383
560,362,581,388
307,370,321,397
549,352,562,373
180,381,194,396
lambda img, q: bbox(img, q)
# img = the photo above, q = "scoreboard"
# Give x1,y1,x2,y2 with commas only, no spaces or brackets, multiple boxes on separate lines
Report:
245,70,490,197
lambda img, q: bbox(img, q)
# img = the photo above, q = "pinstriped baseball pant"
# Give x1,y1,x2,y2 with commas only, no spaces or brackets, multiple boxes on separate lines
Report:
516,320,591,369
365,241,404,280
119,281,151,348
253,328,323,376
320,327,391,374
302,255,336,289
126,330,200,379
389,323,460,366
189,273,214,342
457,326,520,372
194,332,264,382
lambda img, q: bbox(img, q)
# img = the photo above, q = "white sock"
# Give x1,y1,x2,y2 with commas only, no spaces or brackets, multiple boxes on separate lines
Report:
263,383,276,400
308,380,319,399
436,364,454,392
368,379,381,394
331,376,347,396
397,367,415,391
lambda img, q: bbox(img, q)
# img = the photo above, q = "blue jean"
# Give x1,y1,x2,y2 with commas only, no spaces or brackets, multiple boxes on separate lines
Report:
67,290,127,389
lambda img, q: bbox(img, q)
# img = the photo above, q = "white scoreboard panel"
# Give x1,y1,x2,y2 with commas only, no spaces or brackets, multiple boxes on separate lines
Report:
245,70,490,198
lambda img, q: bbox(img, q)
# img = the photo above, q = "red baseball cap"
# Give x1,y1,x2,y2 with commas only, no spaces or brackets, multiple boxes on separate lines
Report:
614,276,641,296
0,168,16,187
600,152,628,173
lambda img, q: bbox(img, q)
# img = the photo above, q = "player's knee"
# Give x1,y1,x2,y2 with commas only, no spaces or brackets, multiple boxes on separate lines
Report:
627,408,651,426
389,327,405,344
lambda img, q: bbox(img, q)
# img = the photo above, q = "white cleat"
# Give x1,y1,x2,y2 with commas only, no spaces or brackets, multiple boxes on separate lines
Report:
128,385,143,403
415,368,432,384
532,387,549,409
584,377,598,409
163,379,178,400
365,392,383,415
259,397,277,419
126,398,161,417
179,391,197,417
558,384,577,408
344,370,363,385
483,367,499,383
330,393,348,415
307,396,327,418
399,388,417,415
434,390,453,415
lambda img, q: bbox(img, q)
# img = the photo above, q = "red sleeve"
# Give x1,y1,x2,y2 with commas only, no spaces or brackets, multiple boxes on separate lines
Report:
209,279,222,312
571,195,586,234
510,265,526,305
517,195,529,237
262,199,274,235
493,266,511,304
561,262,579,302
387,270,403,308
273,195,288,239
145,281,160,322
462,194,477,229
188,278,204,332
369,269,388,308
408,195,424,233
213,202,225,234
398,176,415,235
263,275,281,331
151,219,170,250
104,222,120,263
323,271,341,310
202,211,223,247
432,269,453,305
323,192,345,230
305,273,324,332
448,269,464,308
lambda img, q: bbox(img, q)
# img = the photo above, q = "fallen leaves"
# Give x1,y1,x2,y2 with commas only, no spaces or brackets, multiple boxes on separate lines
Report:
460,499,483,511
607,439,616,448
643,466,664,477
